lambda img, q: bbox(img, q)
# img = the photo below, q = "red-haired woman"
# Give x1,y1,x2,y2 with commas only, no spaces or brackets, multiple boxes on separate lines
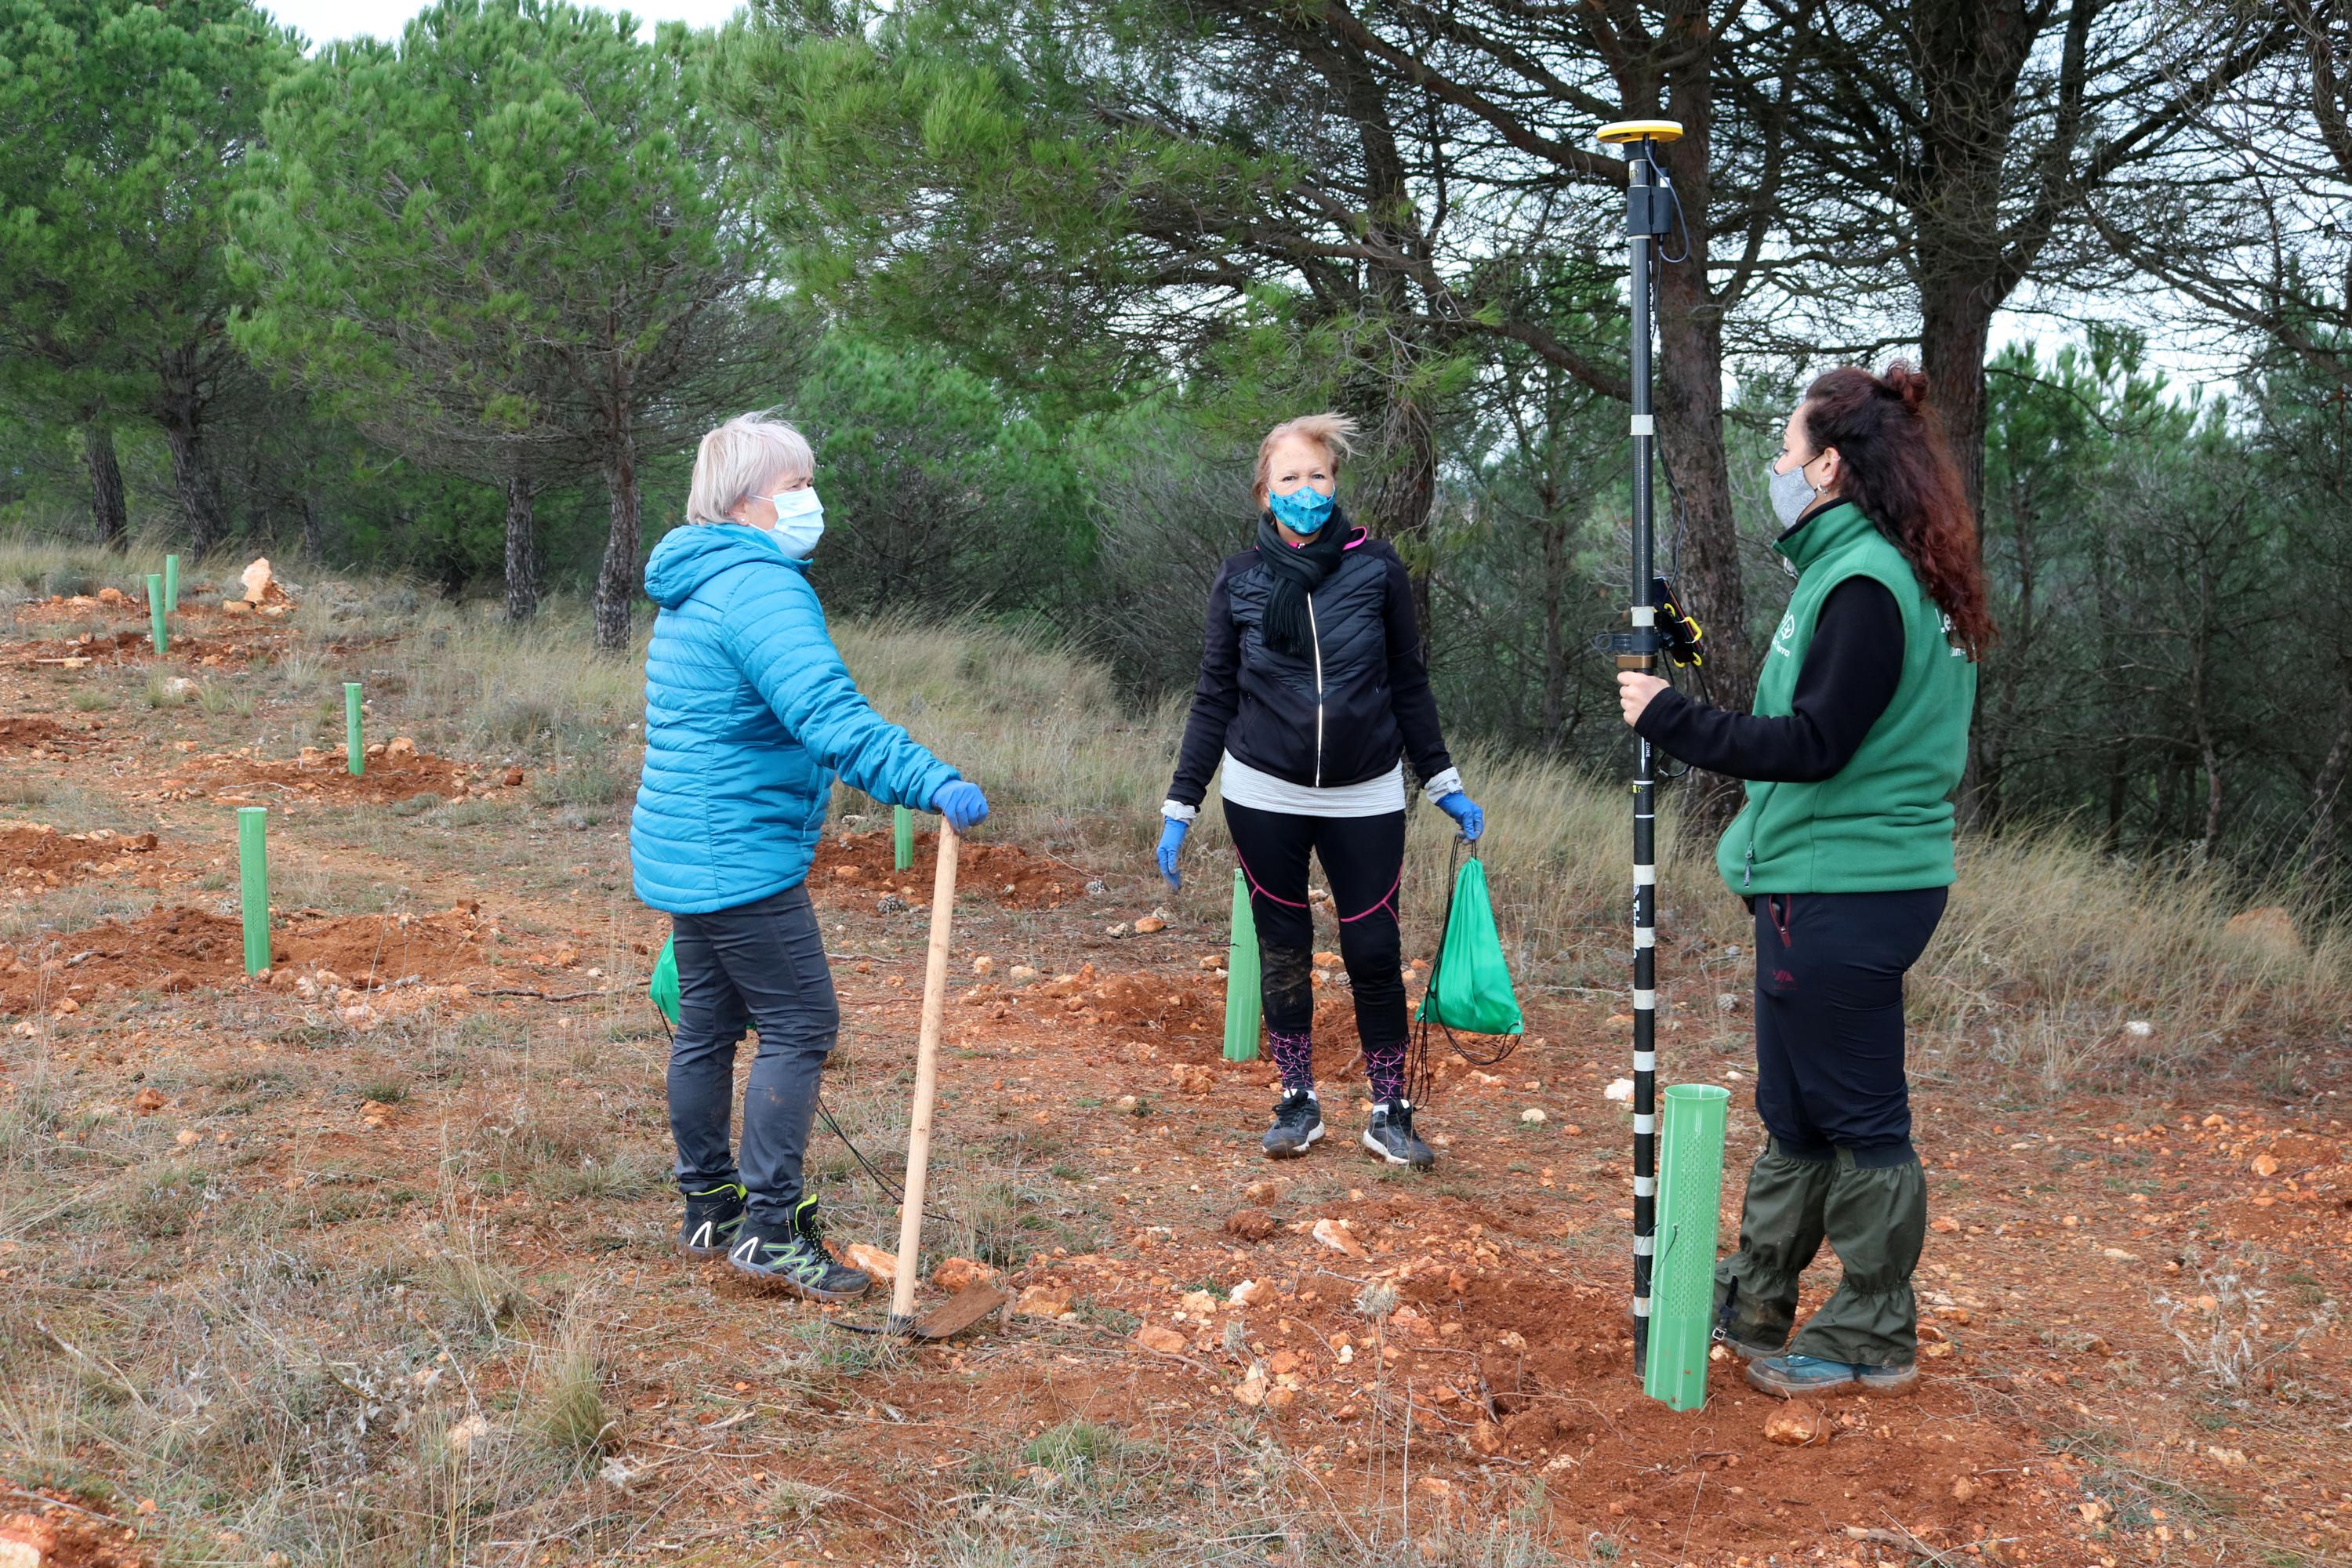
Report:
1617,362,1990,1399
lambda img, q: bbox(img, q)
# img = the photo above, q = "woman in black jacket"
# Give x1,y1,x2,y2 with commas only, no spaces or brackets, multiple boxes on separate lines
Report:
1157,414,1483,1167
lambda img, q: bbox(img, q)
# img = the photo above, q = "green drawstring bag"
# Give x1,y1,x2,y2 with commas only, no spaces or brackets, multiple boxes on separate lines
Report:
1417,855,1523,1036
649,934,680,1027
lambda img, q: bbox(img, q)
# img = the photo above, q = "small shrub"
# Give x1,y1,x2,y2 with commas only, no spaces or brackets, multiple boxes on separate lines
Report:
143,673,188,709
70,690,114,713
196,681,252,717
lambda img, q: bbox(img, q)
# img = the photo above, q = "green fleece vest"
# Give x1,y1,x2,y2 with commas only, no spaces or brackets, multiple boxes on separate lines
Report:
1715,500,1976,895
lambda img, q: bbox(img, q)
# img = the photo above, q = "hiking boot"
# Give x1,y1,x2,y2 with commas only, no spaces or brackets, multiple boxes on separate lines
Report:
1262,1089,1324,1159
678,1181,747,1258
1360,1098,1435,1168
1713,1294,1787,1360
727,1224,873,1301
1745,1353,1918,1399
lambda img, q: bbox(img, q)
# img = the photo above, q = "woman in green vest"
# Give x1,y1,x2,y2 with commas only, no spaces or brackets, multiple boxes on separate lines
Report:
1616,361,1991,1399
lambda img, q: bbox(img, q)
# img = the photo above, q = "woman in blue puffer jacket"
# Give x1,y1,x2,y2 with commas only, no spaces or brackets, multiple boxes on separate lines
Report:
632,412,990,1302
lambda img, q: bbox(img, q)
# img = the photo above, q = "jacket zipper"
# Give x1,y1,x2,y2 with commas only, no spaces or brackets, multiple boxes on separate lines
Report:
1741,782,1779,887
1306,591,1325,787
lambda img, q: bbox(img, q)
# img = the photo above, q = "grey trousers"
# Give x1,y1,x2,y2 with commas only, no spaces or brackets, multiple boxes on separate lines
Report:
666,883,839,1231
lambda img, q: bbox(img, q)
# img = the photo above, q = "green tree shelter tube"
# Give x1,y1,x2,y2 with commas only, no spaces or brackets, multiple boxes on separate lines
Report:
345,683,364,775
238,807,270,975
147,574,166,655
1643,1083,1730,1412
1222,868,1261,1062
893,804,913,871
163,554,180,614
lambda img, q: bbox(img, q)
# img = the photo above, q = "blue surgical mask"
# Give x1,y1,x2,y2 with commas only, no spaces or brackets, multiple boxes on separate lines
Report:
754,486,824,560
1267,484,1335,535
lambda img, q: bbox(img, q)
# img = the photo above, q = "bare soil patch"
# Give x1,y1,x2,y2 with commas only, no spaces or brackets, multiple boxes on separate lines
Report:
162,746,520,805
814,827,1098,909
0,823,160,891
0,902,502,1012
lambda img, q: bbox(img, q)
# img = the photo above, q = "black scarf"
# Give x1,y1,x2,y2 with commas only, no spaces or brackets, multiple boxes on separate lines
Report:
1254,507,1347,657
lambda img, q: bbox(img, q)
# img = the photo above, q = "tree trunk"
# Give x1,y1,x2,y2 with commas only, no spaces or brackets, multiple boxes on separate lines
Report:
82,419,126,548
301,493,325,561
2304,684,2352,883
155,365,230,557
1652,54,1753,829
1919,285,1998,533
592,428,641,652
504,475,541,622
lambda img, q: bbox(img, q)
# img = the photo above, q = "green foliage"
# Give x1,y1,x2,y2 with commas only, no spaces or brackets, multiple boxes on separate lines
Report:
0,0,298,546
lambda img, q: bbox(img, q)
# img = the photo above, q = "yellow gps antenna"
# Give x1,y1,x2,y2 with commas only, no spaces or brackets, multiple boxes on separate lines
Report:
1599,113,1679,1383
1595,119,1685,146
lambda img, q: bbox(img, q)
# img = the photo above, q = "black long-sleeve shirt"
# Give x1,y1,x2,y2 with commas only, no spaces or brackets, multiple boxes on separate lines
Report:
1633,576,1902,783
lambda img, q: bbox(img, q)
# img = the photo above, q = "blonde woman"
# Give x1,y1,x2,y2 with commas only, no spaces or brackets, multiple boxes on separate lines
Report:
631,412,989,1299
1159,414,1483,1167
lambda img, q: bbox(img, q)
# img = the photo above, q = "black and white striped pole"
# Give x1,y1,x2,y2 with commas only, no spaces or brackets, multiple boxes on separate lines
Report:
1596,116,1682,1377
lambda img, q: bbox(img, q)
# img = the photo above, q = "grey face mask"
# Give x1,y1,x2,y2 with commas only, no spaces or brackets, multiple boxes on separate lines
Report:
1767,457,1819,529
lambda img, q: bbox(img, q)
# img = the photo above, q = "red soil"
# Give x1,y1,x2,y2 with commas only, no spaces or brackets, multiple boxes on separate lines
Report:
165,747,517,805
812,829,1098,909
0,902,500,1013
0,824,160,890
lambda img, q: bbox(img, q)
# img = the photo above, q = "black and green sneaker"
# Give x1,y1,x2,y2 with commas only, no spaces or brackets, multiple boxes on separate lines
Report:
727,1213,873,1302
679,1181,747,1258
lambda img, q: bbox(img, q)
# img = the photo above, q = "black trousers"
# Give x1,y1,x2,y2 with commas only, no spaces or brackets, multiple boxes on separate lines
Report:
1223,800,1407,1050
1716,885,1947,1366
666,883,840,1231
1751,887,1947,1163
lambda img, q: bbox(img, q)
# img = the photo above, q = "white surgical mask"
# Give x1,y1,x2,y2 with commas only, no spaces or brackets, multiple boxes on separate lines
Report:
1766,458,1820,529
752,485,824,560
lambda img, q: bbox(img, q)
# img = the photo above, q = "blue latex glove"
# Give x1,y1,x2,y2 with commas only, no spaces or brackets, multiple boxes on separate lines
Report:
1156,817,1189,889
931,780,989,833
1436,792,1483,843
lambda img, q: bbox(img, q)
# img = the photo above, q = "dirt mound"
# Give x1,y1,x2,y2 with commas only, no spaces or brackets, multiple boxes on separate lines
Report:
0,716,97,753
166,746,517,805
12,627,281,670
0,902,498,1014
813,829,1091,909
0,824,160,891
1007,964,1214,1040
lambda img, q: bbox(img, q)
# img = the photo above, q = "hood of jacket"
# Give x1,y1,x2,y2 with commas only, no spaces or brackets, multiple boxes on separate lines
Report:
644,522,804,609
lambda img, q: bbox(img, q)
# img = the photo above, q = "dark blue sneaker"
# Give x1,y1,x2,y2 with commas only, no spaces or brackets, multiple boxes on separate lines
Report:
1746,1353,1918,1399
1263,1089,1324,1159
679,1182,746,1257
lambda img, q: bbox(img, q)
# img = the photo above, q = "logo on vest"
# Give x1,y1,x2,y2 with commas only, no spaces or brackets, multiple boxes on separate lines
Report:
1770,612,1797,660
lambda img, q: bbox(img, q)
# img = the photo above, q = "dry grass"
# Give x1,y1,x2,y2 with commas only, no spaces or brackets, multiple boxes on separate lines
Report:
7,533,2344,1097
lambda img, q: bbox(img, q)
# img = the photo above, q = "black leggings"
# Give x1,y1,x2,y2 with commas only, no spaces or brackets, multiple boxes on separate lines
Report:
1751,887,1947,1163
1224,800,1407,1054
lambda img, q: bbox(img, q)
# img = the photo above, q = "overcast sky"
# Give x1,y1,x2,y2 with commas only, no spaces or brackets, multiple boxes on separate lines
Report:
265,0,745,47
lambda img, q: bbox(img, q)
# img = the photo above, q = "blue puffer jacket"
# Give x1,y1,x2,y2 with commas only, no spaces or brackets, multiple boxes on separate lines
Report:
631,524,959,913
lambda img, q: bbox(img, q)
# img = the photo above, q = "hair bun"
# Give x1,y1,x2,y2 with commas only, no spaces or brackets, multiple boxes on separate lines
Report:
1880,360,1929,411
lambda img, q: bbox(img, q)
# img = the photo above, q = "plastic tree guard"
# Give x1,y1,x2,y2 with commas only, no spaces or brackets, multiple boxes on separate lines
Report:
1222,868,1261,1062
238,807,270,975
1643,1082,1730,1411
